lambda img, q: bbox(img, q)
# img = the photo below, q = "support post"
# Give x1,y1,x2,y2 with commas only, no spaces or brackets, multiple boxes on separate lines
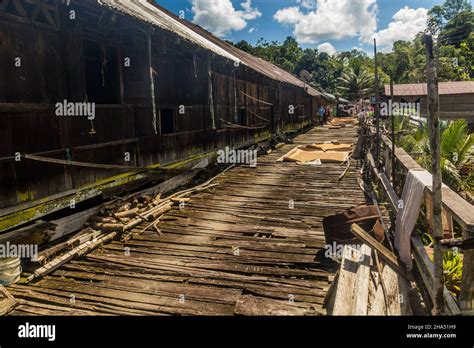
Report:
147,27,158,135
207,54,216,131
233,70,238,125
390,76,396,188
373,39,381,166
425,34,444,315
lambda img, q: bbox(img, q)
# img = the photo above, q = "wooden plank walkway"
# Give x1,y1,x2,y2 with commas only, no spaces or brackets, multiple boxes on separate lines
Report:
8,126,368,316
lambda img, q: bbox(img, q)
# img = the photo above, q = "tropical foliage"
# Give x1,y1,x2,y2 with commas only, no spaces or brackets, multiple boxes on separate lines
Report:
442,249,463,297
443,249,463,296
397,119,473,193
423,235,463,297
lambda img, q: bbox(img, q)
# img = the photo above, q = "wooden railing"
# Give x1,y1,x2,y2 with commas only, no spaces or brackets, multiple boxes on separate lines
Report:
365,127,473,315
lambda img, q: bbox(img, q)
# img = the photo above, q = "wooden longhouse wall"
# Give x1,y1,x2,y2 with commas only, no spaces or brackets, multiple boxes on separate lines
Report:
0,0,320,218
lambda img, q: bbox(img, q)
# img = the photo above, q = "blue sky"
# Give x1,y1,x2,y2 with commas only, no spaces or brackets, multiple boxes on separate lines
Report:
157,0,469,54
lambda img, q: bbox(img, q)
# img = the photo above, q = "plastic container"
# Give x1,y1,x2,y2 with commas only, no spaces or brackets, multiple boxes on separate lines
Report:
0,257,22,286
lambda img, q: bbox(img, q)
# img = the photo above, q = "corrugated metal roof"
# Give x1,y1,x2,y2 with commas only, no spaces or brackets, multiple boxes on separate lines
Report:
98,0,241,62
96,0,322,97
384,81,474,96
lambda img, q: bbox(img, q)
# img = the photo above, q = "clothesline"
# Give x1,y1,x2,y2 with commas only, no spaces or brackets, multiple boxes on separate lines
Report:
240,92,273,106
23,154,170,172
219,118,267,130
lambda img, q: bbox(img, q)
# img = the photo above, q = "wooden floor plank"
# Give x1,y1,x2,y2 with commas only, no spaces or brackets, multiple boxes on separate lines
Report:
9,126,366,316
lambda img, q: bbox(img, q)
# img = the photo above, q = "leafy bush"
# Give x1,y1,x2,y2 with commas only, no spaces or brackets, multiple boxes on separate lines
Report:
443,249,463,297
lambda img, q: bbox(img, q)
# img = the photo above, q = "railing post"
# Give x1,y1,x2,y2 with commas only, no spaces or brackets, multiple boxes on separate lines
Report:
425,34,444,315
390,76,396,189
373,39,381,165
460,228,474,311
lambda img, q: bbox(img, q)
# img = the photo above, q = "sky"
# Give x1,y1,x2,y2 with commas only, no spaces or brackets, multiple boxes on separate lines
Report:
156,0,471,55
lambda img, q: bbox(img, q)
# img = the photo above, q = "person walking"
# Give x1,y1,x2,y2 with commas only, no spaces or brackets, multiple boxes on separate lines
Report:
326,106,331,121
319,106,326,125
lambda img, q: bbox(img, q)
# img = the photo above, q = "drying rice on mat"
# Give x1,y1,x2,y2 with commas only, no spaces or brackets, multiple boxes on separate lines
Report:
277,142,353,164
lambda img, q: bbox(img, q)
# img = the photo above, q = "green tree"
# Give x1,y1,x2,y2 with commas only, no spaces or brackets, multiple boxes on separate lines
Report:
440,9,474,47
233,40,254,54
437,44,471,80
443,0,472,21
459,32,474,78
278,36,304,73
427,5,446,35
294,49,343,93
427,0,472,35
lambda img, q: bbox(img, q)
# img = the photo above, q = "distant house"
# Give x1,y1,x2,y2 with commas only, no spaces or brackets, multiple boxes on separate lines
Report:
384,81,474,123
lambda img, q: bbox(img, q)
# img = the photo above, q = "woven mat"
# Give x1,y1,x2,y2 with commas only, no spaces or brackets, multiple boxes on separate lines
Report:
278,146,350,163
305,143,353,152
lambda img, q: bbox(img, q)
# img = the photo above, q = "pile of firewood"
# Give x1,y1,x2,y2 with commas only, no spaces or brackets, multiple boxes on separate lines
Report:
87,175,222,242
87,192,172,242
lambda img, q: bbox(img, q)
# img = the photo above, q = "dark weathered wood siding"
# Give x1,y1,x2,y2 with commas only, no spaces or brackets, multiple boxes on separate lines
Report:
0,0,319,210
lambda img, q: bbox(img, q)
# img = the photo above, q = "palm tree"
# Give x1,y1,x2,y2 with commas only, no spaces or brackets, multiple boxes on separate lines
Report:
440,120,474,192
337,68,373,100
400,120,473,192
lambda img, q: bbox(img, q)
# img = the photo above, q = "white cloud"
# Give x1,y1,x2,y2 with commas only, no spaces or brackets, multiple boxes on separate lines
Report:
191,0,262,37
274,0,378,44
273,6,302,25
296,0,316,9
370,7,428,52
317,42,337,55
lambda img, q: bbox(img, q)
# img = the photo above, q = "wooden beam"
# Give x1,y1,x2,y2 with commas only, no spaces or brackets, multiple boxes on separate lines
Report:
369,260,411,315
47,206,102,243
234,294,321,315
0,285,18,316
459,249,474,311
0,221,56,244
350,224,406,279
367,153,399,211
353,244,372,315
333,244,372,315
26,232,117,283
332,246,359,315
